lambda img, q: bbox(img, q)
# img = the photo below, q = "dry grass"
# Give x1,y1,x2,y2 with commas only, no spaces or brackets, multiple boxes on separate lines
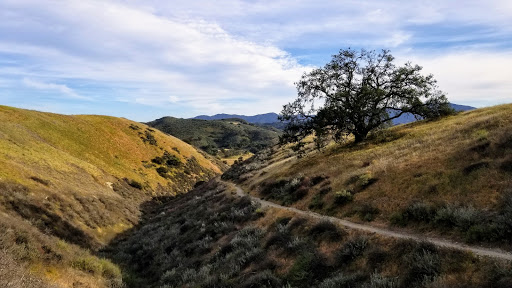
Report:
238,104,512,233
0,105,223,287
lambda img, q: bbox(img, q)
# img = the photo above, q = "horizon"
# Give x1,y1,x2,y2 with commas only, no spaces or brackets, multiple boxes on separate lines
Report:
1,1,511,122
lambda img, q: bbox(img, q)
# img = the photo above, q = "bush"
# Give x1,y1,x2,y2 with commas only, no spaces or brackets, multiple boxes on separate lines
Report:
402,249,440,286
287,252,328,287
336,237,368,266
363,273,398,288
128,179,143,190
156,166,169,178
308,220,343,242
391,202,436,226
309,193,325,210
334,190,353,205
318,273,365,288
434,205,480,230
354,204,380,222
241,270,282,288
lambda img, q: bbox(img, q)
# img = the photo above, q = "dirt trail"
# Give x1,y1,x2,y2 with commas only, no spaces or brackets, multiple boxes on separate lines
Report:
228,182,512,261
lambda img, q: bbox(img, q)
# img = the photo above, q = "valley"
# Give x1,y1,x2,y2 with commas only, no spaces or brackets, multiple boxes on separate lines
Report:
1,104,512,287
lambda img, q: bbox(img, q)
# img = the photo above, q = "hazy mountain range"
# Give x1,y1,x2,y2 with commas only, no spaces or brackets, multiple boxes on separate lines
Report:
193,103,476,126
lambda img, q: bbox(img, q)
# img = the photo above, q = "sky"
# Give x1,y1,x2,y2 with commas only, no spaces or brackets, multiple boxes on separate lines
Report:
0,0,511,121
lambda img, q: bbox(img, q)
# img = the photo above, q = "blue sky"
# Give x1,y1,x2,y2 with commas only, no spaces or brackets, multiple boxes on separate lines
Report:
0,0,511,121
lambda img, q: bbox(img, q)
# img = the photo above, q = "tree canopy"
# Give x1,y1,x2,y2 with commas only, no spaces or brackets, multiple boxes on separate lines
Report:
279,48,453,147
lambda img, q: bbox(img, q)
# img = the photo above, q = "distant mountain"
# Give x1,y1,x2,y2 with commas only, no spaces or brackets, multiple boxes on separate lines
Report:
392,103,476,125
193,103,475,127
193,112,279,124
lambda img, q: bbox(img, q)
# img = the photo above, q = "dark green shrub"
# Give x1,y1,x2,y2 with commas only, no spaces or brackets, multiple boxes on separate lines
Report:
364,273,398,288
309,194,324,210
308,220,343,242
156,166,169,178
241,270,282,288
392,202,436,226
128,180,143,190
402,248,440,286
336,237,368,266
287,252,328,287
354,204,380,222
318,273,366,288
334,190,353,205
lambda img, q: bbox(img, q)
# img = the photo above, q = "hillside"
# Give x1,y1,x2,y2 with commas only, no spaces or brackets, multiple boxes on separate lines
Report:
224,104,512,247
103,179,512,288
146,116,280,161
0,106,221,287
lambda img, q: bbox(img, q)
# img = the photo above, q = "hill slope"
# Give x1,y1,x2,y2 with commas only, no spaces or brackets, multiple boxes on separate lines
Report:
225,104,512,246
147,116,280,159
0,105,221,287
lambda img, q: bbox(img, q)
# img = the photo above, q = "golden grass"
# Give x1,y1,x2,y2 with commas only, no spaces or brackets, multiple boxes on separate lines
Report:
221,151,254,165
0,105,223,287
241,104,512,222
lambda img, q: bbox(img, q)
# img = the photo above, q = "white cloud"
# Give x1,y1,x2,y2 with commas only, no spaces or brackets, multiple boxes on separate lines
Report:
22,78,90,100
0,0,511,118
0,0,308,115
400,51,512,107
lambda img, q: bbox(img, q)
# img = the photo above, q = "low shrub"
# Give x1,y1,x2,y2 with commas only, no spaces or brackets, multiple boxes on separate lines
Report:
128,179,143,190
318,273,365,288
334,190,353,205
308,220,343,242
309,193,325,210
286,251,328,287
336,236,368,266
241,270,282,288
354,204,380,222
402,248,440,286
363,273,398,288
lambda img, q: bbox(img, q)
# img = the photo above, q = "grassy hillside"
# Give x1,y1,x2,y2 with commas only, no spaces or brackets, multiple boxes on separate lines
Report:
146,116,280,159
104,179,512,288
225,104,512,246
0,105,221,287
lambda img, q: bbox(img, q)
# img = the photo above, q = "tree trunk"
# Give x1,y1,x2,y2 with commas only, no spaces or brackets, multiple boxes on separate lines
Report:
354,131,368,143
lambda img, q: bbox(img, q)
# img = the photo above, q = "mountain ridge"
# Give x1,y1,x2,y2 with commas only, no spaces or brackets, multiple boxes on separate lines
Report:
192,103,476,126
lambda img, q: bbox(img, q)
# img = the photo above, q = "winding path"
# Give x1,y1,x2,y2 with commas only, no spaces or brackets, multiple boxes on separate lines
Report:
227,181,512,261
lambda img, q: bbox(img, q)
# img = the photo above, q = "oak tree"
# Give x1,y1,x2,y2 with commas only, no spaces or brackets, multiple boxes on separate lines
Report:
279,48,453,147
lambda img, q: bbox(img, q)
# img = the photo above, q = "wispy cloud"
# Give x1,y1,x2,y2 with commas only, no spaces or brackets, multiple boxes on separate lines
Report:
23,78,90,100
0,0,510,120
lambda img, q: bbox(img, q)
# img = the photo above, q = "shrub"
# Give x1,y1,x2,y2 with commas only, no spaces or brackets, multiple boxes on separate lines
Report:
363,273,398,288
336,236,368,266
354,204,380,222
402,249,440,286
434,205,480,230
309,193,325,210
241,270,282,288
318,273,365,288
156,166,169,178
287,252,328,287
128,179,143,190
334,190,353,205
308,220,343,242
392,202,436,226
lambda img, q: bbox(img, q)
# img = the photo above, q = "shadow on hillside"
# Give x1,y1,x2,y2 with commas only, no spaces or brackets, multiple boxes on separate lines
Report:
7,200,96,249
